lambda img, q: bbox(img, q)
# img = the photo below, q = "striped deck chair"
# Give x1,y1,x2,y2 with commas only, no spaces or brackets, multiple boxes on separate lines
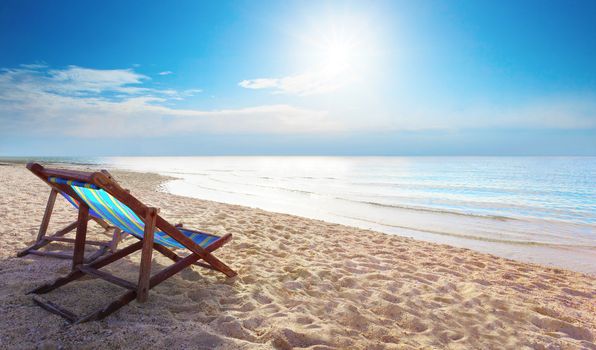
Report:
25,163,236,323
18,170,125,263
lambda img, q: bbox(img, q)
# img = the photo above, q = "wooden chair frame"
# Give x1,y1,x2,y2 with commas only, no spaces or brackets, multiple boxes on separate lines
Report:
24,163,237,323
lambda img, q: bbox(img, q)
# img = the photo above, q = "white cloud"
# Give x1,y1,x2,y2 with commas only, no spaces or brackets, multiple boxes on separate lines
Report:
19,63,48,69
182,88,203,96
158,71,173,75
239,78,279,89
48,65,149,95
0,65,336,137
239,64,351,96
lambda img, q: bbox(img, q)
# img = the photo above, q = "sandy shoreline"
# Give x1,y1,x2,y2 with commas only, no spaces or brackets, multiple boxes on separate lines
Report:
0,164,594,349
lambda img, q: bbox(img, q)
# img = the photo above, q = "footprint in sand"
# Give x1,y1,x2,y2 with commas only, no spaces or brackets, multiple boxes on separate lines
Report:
531,316,594,342
561,287,594,298
402,317,429,333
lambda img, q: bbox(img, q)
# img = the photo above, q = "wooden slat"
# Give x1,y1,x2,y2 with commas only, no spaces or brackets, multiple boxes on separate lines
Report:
150,253,201,288
48,221,80,237
75,291,137,323
156,217,237,277
83,246,108,263
27,250,72,260
27,247,107,263
28,163,96,183
91,241,144,269
78,266,136,290
45,237,109,246
32,296,78,323
27,163,91,203
153,233,232,270
152,243,180,261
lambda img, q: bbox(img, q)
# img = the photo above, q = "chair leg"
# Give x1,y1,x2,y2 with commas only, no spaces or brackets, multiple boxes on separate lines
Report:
36,189,58,242
137,208,157,303
72,204,89,270
17,189,60,257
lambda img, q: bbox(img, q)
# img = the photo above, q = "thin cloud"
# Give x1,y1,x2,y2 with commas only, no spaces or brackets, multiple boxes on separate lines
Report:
183,88,203,95
158,71,173,75
239,78,279,89
19,63,48,69
0,65,336,137
239,64,351,96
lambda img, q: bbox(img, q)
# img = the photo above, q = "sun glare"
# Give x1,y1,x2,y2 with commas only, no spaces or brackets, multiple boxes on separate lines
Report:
293,11,379,78
322,40,356,69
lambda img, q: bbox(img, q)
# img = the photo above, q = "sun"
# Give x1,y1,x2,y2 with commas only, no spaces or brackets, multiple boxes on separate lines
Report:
321,40,356,69
286,10,381,87
305,14,374,75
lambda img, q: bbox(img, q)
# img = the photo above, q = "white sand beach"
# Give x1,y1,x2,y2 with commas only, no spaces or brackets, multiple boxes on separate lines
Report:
0,164,594,349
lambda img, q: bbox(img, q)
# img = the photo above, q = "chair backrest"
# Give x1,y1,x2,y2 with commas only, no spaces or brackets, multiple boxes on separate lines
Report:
49,176,181,247
48,175,222,249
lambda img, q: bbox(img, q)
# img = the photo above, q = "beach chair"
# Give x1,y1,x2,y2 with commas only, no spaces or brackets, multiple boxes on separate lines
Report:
18,169,126,263
25,163,237,323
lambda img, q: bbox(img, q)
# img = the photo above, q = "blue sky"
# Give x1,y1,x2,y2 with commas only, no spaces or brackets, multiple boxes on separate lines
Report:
0,0,595,156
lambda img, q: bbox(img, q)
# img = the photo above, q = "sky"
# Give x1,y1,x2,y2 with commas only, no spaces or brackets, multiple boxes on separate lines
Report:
0,0,595,156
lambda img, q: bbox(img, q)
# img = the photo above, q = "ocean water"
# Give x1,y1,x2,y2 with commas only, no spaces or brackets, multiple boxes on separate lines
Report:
18,156,596,273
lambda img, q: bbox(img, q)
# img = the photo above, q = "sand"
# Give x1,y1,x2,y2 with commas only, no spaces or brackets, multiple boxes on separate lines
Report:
0,164,594,349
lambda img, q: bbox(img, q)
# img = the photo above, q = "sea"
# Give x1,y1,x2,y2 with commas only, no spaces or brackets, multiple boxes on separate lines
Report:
7,156,596,273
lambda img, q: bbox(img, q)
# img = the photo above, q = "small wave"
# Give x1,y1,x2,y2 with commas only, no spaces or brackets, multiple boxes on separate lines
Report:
291,176,338,180
251,183,315,195
176,181,257,197
335,197,514,221
339,214,596,248
350,180,593,199
163,171,210,176
193,176,317,196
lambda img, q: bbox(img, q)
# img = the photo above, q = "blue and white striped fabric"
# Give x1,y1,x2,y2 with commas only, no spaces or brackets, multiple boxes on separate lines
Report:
49,176,99,189
47,177,220,249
